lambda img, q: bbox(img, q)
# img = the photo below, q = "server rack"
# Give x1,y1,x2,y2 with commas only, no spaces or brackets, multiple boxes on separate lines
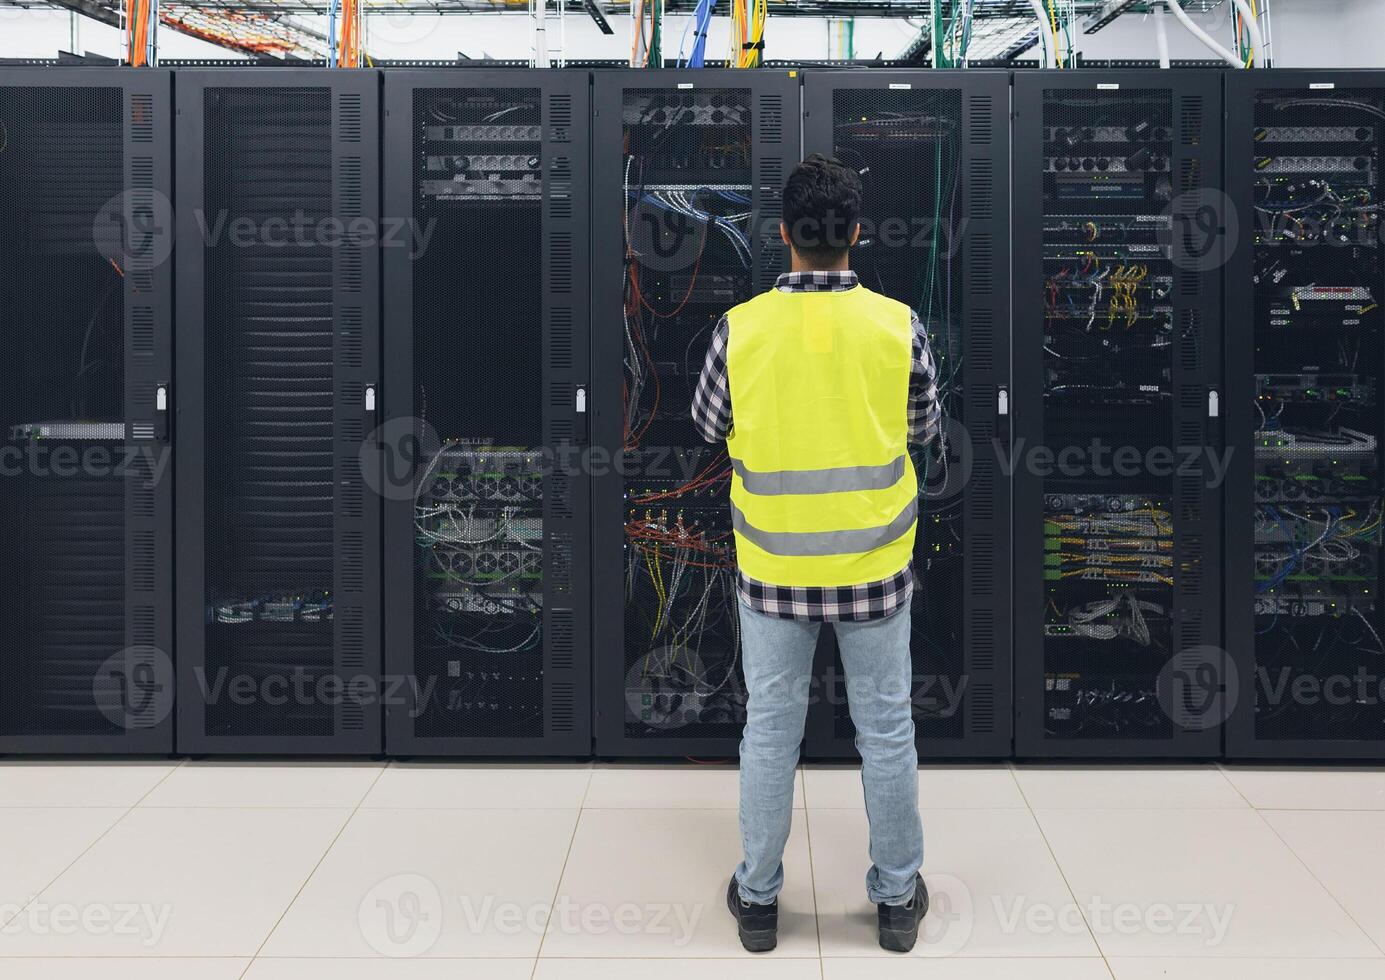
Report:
592,69,800,757
1013,72,1224,758
1226,71,1385,760
175,71,382,753
0,69,174,754
382,70,591,755
800,70,1013,760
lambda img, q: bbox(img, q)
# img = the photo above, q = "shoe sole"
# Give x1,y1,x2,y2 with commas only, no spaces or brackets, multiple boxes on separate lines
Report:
878,925,919,953
739,928,778,953
727,885,778,953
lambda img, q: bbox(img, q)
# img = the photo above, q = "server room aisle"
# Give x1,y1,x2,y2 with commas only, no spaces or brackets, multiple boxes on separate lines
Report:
0,762,1382,978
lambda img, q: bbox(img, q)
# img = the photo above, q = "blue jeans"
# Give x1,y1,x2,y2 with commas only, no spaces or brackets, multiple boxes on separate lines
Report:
734,595,923,907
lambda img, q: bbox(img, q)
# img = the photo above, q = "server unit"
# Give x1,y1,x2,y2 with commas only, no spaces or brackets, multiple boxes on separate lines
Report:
800,70,1013,760
175,71,381,753
592,69,799,756
0,69,173,753
382,70,591,755
1226,71,1385,759
1013,72,1223,758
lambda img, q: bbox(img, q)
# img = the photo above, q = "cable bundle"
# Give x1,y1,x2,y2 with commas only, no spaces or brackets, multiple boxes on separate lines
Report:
679,0,716,68
126,0,154,67
330,0,365,68
730,0,767,69
631,0,663,68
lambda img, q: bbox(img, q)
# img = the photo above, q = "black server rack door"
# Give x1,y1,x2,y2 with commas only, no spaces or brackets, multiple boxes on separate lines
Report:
1013,73,1223,759
799,70,1012,760
1226,72,1385,760
592,70,798,757
176,73,381,754
0,71,174,753
382,71,591,755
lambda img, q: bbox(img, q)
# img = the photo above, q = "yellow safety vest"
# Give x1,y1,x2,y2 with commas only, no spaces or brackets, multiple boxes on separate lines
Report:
725,284,918,587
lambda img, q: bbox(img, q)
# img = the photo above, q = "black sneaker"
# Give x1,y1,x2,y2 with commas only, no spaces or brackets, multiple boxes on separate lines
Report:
726,877,778,952
877,873,929,952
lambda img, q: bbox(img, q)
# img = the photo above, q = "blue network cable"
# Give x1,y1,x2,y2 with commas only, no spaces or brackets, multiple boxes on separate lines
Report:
684,0,715,67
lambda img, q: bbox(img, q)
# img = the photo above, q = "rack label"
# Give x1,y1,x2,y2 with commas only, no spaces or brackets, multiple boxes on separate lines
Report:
1310,82,1336,90
1097,83,1120,90
889,83,912,90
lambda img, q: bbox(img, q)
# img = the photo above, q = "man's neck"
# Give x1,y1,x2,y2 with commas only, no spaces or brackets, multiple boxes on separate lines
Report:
790,261,851,275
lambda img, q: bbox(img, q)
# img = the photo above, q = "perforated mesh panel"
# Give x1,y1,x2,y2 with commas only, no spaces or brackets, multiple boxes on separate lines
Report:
0,86,127,738
202,88,334,738
621,87,754,740
410,88,547,740
1249,88,1385,742
828,88,967,742
1039,90,1178,741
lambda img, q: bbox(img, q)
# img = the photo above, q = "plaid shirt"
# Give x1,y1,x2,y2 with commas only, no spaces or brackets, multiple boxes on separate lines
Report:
691,270,942,622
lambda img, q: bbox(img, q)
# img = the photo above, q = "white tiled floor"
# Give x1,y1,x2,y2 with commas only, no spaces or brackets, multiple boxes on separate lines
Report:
0,761,1382,978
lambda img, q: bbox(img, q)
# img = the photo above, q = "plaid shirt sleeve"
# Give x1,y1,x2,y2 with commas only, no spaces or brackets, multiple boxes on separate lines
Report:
691,314,732,443
908,312,943,446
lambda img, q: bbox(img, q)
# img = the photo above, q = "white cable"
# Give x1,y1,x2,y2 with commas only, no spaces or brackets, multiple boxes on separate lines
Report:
1161,0,1241,67
1152,5,1171,69
1027,0,1054,68
1230,0,1265,66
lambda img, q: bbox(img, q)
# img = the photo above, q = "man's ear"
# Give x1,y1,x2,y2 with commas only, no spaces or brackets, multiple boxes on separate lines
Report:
849,222,861,247
779,220,792,249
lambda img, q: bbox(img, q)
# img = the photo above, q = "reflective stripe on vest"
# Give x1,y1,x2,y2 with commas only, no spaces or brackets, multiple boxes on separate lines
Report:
730,454,908,497
730,497,918,557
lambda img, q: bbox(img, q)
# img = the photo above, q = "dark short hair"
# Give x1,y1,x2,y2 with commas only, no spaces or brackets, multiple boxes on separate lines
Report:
781,153,862,265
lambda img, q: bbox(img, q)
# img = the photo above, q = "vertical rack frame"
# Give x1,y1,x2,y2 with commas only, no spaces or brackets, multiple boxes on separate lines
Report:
592,68,800,758
1225,69,1385,761
381,69,592,756
174,69,382,754
1012,70,1224,760
799,68,1013,761
0,68,174,754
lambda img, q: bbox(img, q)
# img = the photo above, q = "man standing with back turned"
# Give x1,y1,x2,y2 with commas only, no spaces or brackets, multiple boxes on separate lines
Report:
692,154,942,954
